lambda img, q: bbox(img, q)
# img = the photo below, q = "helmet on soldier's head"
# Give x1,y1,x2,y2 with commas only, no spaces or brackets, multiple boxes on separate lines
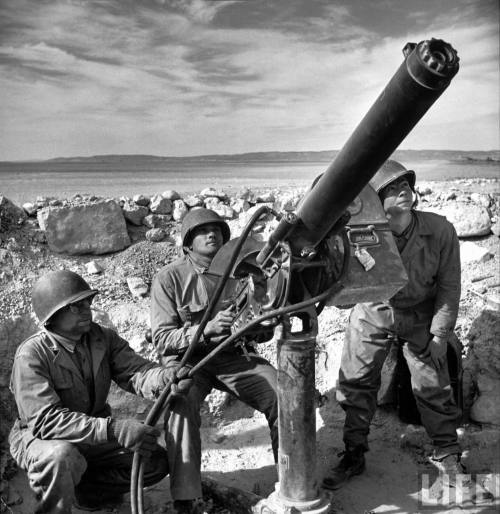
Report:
369,160,416,194
181,208,230,248
32,270,98,324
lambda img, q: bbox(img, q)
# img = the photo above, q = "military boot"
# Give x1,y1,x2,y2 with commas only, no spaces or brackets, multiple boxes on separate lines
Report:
321,446,366,490
430,453,494,505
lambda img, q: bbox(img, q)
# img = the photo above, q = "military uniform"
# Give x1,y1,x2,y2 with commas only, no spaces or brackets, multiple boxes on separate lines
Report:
337,210,462,455
151,252,278,501
9,323,169,514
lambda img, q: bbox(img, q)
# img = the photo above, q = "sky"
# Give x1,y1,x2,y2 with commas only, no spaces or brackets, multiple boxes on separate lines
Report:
0,0,498,161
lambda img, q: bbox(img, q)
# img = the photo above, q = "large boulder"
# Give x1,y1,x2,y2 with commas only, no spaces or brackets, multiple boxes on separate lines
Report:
430,204,492,237
463,310,500,426
37,200,131,255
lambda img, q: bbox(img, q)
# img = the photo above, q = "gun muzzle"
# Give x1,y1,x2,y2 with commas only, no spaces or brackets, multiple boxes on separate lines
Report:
257,38,459,265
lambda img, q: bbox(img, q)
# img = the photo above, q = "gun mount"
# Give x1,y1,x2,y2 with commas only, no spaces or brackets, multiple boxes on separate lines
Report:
209,38,459,514
130,38,459,514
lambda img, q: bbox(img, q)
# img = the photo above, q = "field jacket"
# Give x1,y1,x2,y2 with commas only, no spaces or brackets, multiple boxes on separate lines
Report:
357,210,461,343
151,253,240,357
9,322,165,460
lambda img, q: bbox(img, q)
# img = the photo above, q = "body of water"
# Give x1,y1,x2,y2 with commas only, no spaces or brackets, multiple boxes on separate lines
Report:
0,159,498,205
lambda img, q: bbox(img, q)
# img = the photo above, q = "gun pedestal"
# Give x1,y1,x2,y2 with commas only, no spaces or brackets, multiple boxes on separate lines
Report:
253,316,330,514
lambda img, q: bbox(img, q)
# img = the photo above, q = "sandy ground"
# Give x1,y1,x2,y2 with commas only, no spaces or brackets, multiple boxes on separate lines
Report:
1,178,499,513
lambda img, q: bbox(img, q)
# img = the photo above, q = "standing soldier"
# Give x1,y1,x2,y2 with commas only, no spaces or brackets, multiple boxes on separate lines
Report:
151,208,278,514
9,270,191,513
323,160,480,496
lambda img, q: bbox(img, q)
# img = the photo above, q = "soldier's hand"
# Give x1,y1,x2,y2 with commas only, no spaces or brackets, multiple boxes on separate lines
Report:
108,418,159,457
203,306,235,336
159,364,194,398
421,337,447,369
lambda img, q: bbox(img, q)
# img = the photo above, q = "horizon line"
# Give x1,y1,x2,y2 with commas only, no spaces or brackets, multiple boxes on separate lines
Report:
1,148,499,164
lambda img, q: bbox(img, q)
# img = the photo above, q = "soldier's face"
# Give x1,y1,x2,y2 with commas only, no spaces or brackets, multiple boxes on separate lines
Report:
190,223,223,258
49,297,93,339
380,178,414,214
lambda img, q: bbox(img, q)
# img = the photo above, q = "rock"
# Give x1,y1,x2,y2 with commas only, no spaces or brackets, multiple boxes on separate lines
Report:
143,214,172,229
126,276,148,298
162,190,181,201
200,188,227,200
230,198,251,214
256,191,275,203
491,218,500,237
204,197,222,210
0,249,13,282
145,228,168,242
149,195,172,215
275,191,302,212
460,242,492,263
431,204,492,237
0,196,27,228
122,201,149,226
445,191,457,201
470,373,500,426
235,187,256,202
471,193,491,208
49,199,63,207
132,194,150,207
86,260,104,274
184,195,203,208
416,185,432,196
37,200,131,255
22,202,37,216
172,200,188,222
212,204,235,220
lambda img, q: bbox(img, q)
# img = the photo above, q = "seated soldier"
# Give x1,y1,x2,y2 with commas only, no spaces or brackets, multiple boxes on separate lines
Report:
151,208,278,514
9,270,191,513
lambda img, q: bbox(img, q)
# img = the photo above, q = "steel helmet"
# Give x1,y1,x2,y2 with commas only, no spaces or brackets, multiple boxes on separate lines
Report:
181,208,230,248
369,160,416,194
32,270,98,324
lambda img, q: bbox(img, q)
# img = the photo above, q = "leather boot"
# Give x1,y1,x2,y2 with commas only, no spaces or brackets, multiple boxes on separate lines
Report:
322,446,366,490
430,453,494,505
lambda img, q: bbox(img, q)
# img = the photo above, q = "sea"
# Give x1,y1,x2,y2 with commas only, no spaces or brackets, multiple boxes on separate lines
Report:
0,158,499,205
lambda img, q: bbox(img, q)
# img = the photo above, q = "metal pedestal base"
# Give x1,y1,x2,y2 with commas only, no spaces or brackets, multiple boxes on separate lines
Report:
252,483,330,514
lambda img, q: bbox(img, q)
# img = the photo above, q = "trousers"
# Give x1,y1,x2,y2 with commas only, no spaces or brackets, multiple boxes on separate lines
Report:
336,303,460,456
9,434,168,514
161,350,278,501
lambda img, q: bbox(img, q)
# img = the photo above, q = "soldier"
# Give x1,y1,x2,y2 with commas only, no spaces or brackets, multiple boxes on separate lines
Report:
151,208,278,514
9,270,191,513
323,160,481,495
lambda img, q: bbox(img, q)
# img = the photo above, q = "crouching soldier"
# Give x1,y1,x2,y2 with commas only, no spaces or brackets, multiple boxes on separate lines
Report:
9,270,191,513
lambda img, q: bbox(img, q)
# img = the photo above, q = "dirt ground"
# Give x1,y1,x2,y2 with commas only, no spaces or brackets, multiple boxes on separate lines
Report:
1,179,499,513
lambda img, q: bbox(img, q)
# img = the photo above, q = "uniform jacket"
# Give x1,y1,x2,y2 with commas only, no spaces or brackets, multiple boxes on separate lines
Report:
9,322,165,460
357,210,461,343
151,253,239,357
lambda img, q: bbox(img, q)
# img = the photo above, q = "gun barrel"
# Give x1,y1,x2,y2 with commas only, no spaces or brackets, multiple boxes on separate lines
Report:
257,38,459,263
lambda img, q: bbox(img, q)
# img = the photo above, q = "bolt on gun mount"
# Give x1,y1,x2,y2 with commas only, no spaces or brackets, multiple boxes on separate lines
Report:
208,38,459,514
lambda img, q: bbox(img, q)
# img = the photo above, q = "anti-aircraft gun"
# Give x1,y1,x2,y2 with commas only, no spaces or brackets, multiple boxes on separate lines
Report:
130,38,459,514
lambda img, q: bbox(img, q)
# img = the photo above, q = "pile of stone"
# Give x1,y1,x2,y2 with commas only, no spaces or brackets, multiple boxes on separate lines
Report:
10,187,305,255
3,181,498,257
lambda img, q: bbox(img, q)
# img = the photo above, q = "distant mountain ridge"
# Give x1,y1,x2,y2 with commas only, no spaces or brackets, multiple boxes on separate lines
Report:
4,149,500,164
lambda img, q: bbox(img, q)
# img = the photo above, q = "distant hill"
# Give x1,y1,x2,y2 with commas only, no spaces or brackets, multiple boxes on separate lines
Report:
3,149,499,165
